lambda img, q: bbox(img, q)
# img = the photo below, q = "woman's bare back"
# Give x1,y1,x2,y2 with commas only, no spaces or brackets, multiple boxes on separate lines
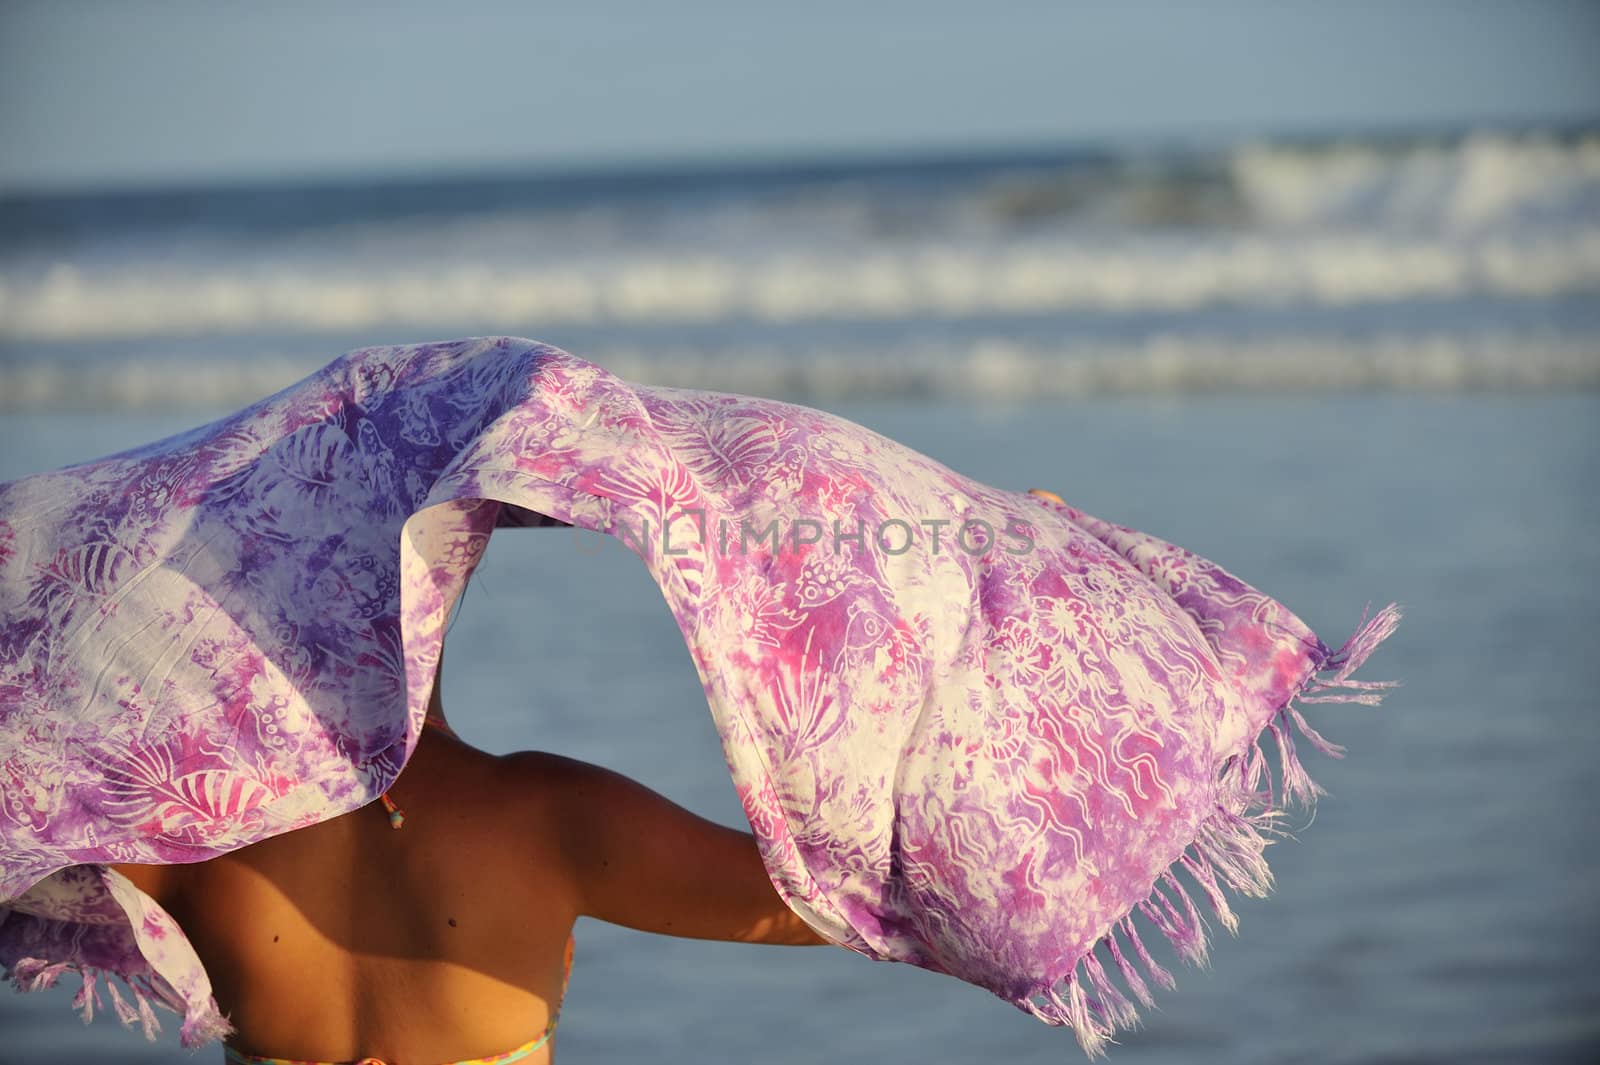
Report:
114,715,830,1062
117,726,579,1062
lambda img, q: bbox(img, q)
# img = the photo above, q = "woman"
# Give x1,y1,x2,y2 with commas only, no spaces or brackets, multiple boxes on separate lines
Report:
112,659,829,1065
2,337,1397,1059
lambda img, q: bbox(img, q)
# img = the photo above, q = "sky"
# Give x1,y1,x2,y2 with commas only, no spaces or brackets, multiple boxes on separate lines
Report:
1,0,1598,193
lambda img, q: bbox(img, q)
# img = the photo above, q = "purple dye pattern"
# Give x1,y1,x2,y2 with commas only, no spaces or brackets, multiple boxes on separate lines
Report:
0,338,1399,1055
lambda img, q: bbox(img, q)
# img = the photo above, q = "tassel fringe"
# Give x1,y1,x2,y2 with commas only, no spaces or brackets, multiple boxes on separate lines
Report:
9,956,233,1047
1025,603,1401,1057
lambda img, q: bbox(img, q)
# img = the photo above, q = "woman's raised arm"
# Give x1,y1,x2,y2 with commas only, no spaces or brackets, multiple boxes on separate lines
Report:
500,750,833,947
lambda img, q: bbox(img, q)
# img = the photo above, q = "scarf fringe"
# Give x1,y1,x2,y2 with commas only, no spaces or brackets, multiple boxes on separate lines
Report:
1021,602,1401,1057
8,956,232,1048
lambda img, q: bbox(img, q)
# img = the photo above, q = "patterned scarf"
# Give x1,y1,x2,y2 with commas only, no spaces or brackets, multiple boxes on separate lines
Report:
0,337,1399,1054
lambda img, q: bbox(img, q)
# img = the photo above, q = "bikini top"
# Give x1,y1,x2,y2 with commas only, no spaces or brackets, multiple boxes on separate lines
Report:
220,718,576,1065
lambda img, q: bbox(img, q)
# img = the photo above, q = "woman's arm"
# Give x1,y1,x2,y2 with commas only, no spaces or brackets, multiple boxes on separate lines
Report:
500,751,832,947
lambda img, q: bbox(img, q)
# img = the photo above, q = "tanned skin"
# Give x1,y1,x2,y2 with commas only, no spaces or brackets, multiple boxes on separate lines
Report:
113,675,830,1063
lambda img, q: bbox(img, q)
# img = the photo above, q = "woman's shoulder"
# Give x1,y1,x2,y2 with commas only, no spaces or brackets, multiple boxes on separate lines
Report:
491,749,670,824
479,749,589,836
483,750,657,883
490,749,609,826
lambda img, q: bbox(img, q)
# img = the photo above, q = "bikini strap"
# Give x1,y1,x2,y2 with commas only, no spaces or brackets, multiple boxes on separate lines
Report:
378,715,458,829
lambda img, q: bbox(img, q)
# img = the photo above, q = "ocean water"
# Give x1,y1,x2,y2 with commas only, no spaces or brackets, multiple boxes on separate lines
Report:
3,129,1600,408
2,128,1599,1062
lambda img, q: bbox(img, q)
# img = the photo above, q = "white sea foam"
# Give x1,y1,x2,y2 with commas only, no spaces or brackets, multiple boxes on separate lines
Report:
3,331,1594,412
1230,132,1600,232
3,132,1597,343
3,132,1596,409
2,228,1597,342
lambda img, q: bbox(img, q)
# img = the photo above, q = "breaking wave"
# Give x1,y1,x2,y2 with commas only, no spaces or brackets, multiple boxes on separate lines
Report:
2,130,1597,343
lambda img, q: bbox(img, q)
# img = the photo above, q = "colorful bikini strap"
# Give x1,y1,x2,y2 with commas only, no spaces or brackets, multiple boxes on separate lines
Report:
377,715,455,829
379,792,405,830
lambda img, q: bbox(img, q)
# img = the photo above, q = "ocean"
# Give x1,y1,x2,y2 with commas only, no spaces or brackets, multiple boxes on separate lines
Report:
1,128,1598,1063
3,128,1600,408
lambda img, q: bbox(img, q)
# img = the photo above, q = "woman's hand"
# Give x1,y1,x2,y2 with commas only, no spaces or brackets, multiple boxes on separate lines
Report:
500,751,833,947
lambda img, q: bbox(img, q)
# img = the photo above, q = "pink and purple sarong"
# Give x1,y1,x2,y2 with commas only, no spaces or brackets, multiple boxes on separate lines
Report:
0,337,1399,1055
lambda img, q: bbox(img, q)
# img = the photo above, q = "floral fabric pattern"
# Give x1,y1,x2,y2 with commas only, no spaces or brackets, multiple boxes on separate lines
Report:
0,337,1398,1054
